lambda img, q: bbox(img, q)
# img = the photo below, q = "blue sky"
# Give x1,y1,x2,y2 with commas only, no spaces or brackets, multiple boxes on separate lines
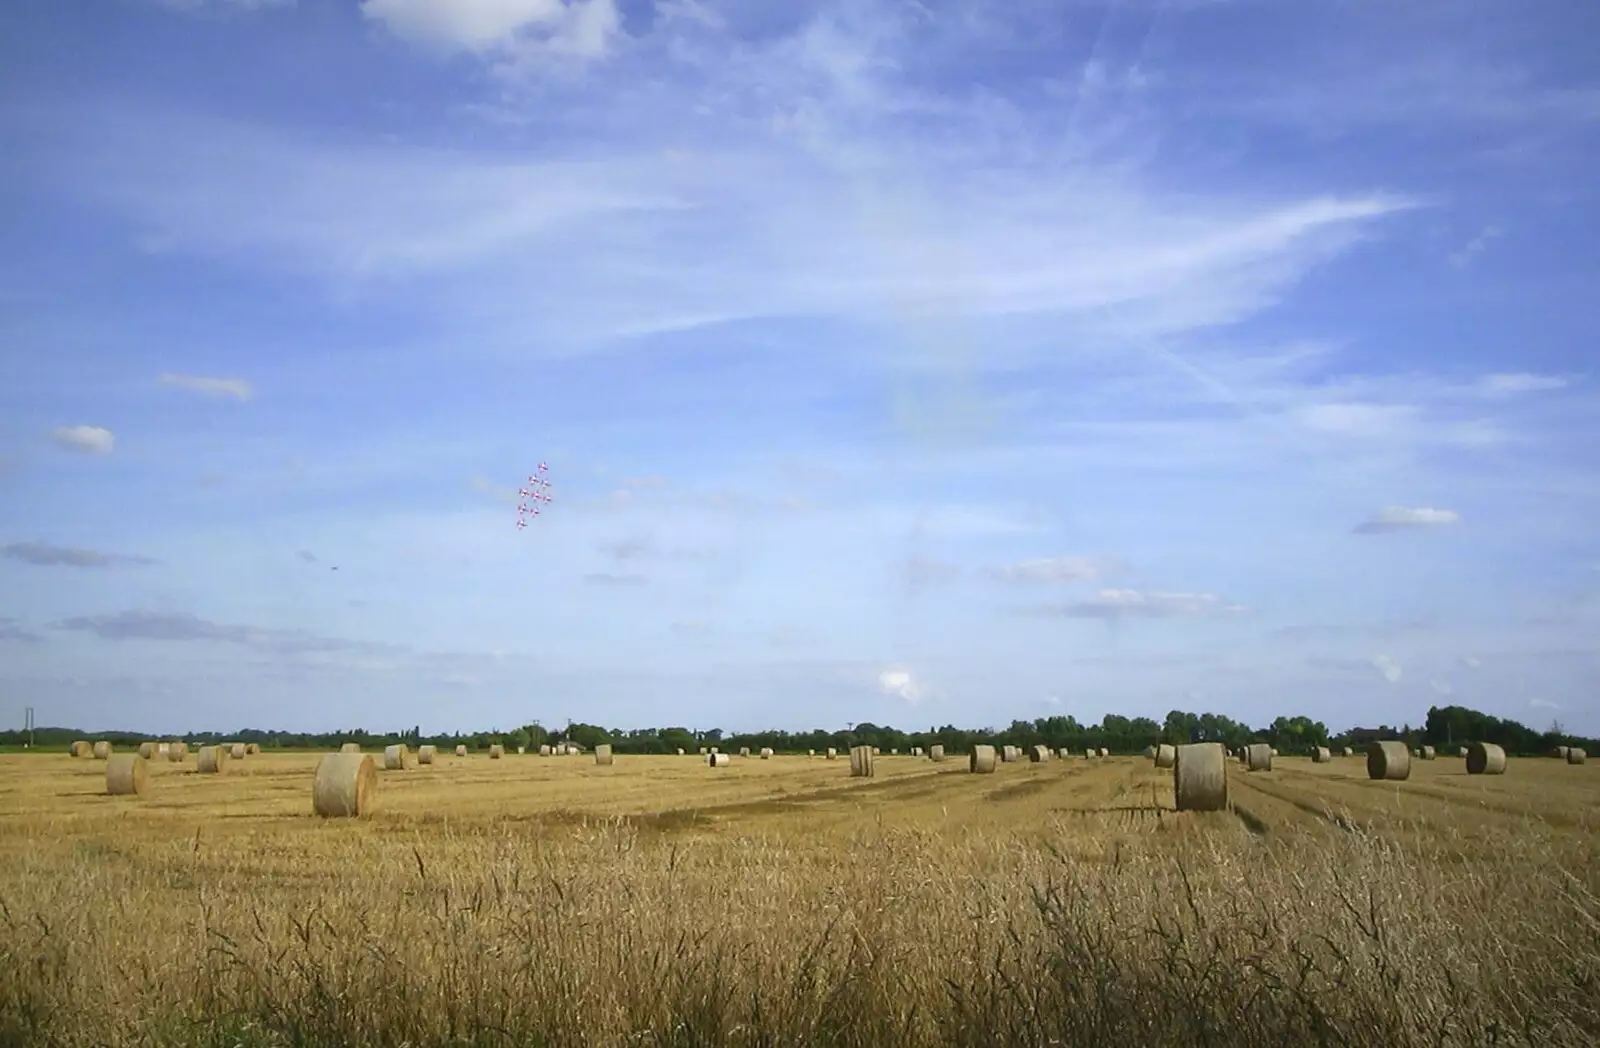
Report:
2,0,1597,736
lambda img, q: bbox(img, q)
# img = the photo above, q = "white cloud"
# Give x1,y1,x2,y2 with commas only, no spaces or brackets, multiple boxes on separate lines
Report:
1473,372,1569,397
1429,678,1453,696
1295,402,1418,438
159,372,254,400
49,425,115,454
154,0,293,11
1448,225,1502,268
877,666,920,703
1372,653,1403,683
360,0,621,62
1461,655,1482,669
1353,506,1461,534
1036,588,1249,619
1529,698,1561,710
990,556,1118,584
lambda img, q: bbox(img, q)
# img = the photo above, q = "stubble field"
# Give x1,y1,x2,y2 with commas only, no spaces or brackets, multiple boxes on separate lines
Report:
2,749,1597,1048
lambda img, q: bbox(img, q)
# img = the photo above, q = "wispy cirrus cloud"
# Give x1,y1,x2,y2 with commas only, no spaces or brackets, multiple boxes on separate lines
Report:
47,27,1416,361
1472,372,1569,397
158,372,254,400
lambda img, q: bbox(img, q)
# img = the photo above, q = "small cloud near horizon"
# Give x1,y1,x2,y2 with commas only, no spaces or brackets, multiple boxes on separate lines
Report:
878,667,922,704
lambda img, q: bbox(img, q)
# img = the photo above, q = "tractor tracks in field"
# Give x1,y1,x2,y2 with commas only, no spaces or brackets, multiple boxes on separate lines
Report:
1229,774,1361,835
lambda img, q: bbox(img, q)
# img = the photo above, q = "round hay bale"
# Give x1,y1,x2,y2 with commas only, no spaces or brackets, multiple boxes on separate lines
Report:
969,745,998,774
1457,746,1469,758
489,744,505,759
137,742,158,760
759,748,773,760
1421,745,1436,760
889,748,899,755
594,744,614,766
167,741,188,762
1154,743,1176,769
825,747,837,759
1551,745,1570,759
537,744,551,756
229,743,247,761
313,753,377,817
849,745,875,778
383,744,409,771
1057,747,1070,759
1466,742,1506,775
1269,748,1279,758
340,742,361,754
455,744,468,757
929,744,945,761
418,745,437,765
677,747,685,755
698,746,707,755
516,746,526,755
70,740,91,758
566,745,579,756
245,743,261,755
707,752,730,767
1030,744,1050,763
106,754,148,797
1366,740,1411,781
157,742,170,758
92,741,112,760
1173,742,1227,812
197,746,229,774
1098,747,1110,758
1143,745,1157,760
911,746,923,757
1569,747,1588,765
1311,746,1331,764
1342,747,1355,757
739,746,751,758
997,746,1015,763
1245,743,1273,772
1085,749,1095,759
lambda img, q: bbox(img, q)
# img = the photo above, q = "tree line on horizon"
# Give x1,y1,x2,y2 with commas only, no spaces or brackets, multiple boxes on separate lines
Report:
2,704,1591,757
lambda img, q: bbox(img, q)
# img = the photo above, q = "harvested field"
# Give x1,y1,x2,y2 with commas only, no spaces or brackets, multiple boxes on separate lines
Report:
0,752,1596,1048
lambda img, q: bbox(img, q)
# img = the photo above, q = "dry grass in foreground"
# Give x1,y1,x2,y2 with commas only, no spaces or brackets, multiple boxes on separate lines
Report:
2,814,1598,1048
